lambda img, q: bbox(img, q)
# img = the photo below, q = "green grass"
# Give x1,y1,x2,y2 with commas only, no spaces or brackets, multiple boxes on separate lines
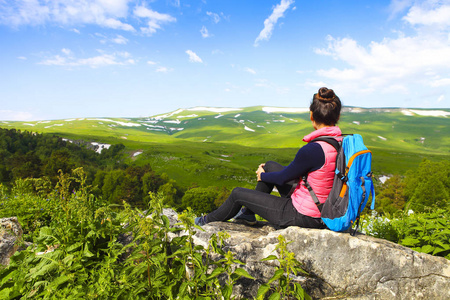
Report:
2,106,449,189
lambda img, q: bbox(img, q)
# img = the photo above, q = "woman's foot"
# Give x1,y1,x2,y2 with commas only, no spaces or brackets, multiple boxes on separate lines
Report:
233,208,257,225
195,216,207,226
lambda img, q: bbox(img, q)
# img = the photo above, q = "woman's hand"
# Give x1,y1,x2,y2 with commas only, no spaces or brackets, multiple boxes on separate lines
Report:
256,163,265,181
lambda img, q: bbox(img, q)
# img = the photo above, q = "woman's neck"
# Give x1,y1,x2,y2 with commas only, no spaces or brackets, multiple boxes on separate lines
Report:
313,123,333,130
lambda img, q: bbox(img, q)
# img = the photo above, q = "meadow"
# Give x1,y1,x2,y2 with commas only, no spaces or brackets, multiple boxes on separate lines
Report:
2,106,449,189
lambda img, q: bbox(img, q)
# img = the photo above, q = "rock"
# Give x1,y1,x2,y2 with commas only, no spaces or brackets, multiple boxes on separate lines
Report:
0,217,23,265
164,209,450,300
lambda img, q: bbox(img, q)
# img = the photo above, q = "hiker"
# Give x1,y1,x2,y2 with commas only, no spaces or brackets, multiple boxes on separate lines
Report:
195,87,342,228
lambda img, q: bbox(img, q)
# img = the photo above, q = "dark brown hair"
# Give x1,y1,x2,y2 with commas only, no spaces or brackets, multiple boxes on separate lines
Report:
309,87,341,126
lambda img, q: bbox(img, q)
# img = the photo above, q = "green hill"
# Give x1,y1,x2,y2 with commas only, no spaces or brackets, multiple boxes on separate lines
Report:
1,106,449,188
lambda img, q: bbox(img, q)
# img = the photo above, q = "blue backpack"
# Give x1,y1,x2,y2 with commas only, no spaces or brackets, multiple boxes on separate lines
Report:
303,134,375,234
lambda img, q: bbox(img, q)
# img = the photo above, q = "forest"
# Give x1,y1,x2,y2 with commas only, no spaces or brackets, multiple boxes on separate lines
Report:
0,127,449,299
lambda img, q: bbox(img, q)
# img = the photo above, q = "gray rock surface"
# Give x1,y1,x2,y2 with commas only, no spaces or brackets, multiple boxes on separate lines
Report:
163,209,450,300
0,217,23,265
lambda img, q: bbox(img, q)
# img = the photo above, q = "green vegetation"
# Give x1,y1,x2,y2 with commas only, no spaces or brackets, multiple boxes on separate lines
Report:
0,171,309,299
2,107,449,188
361,209,450,259
0,107,449,299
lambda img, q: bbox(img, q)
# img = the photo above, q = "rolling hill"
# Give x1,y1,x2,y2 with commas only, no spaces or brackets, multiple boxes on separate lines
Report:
1,106,449,188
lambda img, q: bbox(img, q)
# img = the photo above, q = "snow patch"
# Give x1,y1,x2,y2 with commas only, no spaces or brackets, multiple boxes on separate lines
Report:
378,136,387,141
348,108,363,113
379,176,390,184
177,114,198,118
87,118,141,127
187,107,242,113
143,124,165,129
215,114,223,119
353,121,360,125
133,151,143,157
244,126,255,132
91,142,111,153
23,123,36,126
273,120,285,123
153,109,185,120
402,109,450,117
44,124,64,129
262,107,309,113
234,114,241,118
65,119,76,121
409,109,450,117
164,119,181,124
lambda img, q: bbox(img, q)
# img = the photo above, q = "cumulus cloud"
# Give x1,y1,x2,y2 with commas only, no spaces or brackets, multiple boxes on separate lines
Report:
0,0,135,31
312,1,450,98
200,26,211,38
156,66,172,73
403,2,450,27
133,5,176,35
112,35,128,44
254,0,295,47
39,49,136,68
206,11,221,23
186,50,203,63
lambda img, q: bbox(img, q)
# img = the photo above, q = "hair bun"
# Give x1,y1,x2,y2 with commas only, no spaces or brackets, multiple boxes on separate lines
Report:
317,87,336,102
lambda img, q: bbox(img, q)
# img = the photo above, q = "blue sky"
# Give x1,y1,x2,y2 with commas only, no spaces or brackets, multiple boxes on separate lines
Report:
1,0,449,121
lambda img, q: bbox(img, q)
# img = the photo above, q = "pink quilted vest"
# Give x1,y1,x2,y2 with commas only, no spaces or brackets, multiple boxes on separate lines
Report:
291,126,342,218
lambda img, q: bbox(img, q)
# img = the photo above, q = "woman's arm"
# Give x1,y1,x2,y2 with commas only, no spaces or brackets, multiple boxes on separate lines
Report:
259,143,325,186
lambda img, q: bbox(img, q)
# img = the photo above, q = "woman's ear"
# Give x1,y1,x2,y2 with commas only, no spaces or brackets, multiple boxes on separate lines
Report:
310,111,314,122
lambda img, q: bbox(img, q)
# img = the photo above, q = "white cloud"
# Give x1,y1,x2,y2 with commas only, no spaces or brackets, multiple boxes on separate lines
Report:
245,67,256,74
71,28,80,34
313,1,450,97
61,48,72,56
156,66,172,73
206,11,220,23
200,26,211,38
133,5,176,35
437,95,445,103
17,56,27,60
112,35,128,44
186,50,203,63
388,0,414,19
254,0,295,47
403,3,450,27
0,0,135,31
430,77,450,87
39,49,136,68
147,60,157,65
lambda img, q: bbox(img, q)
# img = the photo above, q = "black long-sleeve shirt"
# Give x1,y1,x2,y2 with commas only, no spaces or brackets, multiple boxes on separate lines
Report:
260,143,325,186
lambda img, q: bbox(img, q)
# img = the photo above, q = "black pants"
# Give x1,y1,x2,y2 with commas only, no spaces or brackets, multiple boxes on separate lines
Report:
204,161,325,229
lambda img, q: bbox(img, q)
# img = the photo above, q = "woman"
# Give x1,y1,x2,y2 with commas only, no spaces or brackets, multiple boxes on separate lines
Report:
195,87,342,229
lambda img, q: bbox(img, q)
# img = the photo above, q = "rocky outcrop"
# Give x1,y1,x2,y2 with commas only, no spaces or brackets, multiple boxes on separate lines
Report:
0,217,23,265
163,209,450,300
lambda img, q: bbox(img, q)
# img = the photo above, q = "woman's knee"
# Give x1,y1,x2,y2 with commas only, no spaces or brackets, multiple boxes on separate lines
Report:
264,161,284,173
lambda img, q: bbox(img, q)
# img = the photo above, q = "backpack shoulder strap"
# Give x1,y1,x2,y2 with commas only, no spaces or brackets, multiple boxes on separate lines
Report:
302,175,323,212
309,136,341,152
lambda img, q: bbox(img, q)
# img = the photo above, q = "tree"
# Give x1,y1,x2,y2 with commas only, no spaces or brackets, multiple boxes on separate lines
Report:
404,159,450,212
181,187,219,214
375,175,407,215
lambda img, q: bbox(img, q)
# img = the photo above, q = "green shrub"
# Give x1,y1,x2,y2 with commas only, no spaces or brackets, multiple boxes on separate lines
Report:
0,169,309,299
361,209,450,259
